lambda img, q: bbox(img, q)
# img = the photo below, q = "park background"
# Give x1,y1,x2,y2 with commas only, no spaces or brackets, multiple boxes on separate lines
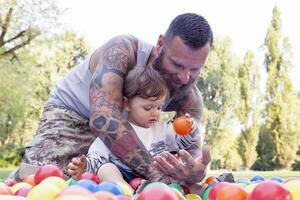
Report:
0,0,300,179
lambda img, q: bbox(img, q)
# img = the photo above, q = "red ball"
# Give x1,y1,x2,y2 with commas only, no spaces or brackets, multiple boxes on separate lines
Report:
34,164,64,184
137,186,178,200
209,182,229,200
78,172,100,184
4,178,17,186
180,184,190,195
248,181,292,200
129,177,144,190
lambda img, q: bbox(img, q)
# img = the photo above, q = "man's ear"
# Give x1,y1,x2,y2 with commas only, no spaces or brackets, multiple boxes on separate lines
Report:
156,34,165,53
123,97,130,111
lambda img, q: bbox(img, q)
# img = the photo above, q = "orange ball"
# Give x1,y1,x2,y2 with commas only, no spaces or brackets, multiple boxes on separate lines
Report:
172,116,192,135
23,174,36,186
205,176,217,184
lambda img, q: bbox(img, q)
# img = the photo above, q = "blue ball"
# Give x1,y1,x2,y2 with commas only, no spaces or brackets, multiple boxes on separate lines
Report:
75,179,97,192
95,181,123,195
250,175,265,182
269,176,284,183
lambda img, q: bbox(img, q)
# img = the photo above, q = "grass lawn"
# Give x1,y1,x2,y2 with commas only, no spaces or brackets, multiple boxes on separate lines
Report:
1,168,300,181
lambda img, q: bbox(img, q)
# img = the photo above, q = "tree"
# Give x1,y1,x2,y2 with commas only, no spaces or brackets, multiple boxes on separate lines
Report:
260,6,299,169
237,51,261,170
198,37,242,169
0,0,61,58
0,0,90,167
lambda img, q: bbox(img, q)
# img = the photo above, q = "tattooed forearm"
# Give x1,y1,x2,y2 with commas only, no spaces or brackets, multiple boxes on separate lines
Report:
89,35,157,178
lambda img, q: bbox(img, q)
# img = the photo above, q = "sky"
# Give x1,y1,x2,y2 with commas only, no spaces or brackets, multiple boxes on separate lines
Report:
58,0,300,86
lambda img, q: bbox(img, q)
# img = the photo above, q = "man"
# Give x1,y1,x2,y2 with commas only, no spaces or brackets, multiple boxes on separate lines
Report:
11,13,213,186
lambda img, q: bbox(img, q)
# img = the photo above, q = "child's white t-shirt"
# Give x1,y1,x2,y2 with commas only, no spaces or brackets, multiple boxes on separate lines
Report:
86,121,203,174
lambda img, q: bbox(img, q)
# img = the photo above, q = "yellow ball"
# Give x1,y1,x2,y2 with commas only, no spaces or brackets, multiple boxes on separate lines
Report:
284,180,300,200
27,182,61,200
11,182,32,194
186,193,202,200
40,176,67,190
116,182,134,196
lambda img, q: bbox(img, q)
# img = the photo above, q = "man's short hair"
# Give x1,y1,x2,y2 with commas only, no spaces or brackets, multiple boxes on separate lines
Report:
165,13,213,49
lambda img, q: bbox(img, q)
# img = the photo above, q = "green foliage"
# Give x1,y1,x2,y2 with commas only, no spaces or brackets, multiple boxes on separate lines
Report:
0,0,91,167
0,144,24,167
237,51,261,169
198,37,242,168
261,6,299,169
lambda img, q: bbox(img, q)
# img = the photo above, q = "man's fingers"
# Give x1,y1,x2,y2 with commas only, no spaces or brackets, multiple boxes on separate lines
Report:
201,146,211,166
153,155,175,173
178,149,195,168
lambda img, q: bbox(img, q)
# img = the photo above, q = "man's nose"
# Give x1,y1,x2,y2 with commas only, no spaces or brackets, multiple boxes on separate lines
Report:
178,69,190,84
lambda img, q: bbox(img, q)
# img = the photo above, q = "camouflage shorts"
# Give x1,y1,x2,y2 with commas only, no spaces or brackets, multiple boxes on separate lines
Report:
9,105,96,181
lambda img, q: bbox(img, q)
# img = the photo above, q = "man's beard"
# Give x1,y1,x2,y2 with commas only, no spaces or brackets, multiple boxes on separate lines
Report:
152,49,195,94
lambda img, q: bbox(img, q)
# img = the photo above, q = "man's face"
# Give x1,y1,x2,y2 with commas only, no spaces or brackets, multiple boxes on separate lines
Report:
153,36,210,91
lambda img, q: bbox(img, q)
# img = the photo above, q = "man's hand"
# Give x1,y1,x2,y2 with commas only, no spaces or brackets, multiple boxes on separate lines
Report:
67,155,87,180
152,146,211,186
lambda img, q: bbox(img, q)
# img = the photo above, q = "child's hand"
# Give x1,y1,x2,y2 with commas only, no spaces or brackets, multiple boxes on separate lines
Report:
184,113,198,133
67,155,87,179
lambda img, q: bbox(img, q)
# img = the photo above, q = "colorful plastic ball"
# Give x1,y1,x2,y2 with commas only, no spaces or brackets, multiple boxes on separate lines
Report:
0,182,13,195
216,183,248,200
248,181,292,200
14,186,32,197
116,182,134,196
136,186,178,200
76,179,98,192
56,186,97,200
186,193,202,200
40,176,67,190
168,183,184,196
143,181,169,190
4,178,17,186
269,176,284,183
208,182,230,200
0,195,26,200
250,175,265,182
27,182,61,200
95,181,123,195
11,182,32,194
129,177,144,191
94,191,118,200
67,177,77,186
79,172,100,184
34,164,64,184
284,180,300,200
22,174,36,186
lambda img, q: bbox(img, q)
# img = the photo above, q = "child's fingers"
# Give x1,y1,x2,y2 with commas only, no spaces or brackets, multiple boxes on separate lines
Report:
71,157,80,165
68,162,78,170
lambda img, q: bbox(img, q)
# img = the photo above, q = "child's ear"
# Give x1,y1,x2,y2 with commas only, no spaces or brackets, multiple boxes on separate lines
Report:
123,97,130,111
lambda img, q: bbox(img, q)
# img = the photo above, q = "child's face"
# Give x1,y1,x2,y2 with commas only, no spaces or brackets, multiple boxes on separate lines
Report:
125,96,166,128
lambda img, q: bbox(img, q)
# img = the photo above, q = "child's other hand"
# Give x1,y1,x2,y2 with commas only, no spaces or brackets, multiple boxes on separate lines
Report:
67,155,87,179
184,113,197,133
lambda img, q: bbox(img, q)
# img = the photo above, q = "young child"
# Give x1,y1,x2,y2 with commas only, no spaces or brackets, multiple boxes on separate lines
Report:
67,66,203,189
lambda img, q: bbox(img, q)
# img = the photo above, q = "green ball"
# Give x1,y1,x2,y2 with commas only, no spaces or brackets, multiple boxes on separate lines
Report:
66,178,77,186
169,183,185,196
202,186,212,200
0,178,3,182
